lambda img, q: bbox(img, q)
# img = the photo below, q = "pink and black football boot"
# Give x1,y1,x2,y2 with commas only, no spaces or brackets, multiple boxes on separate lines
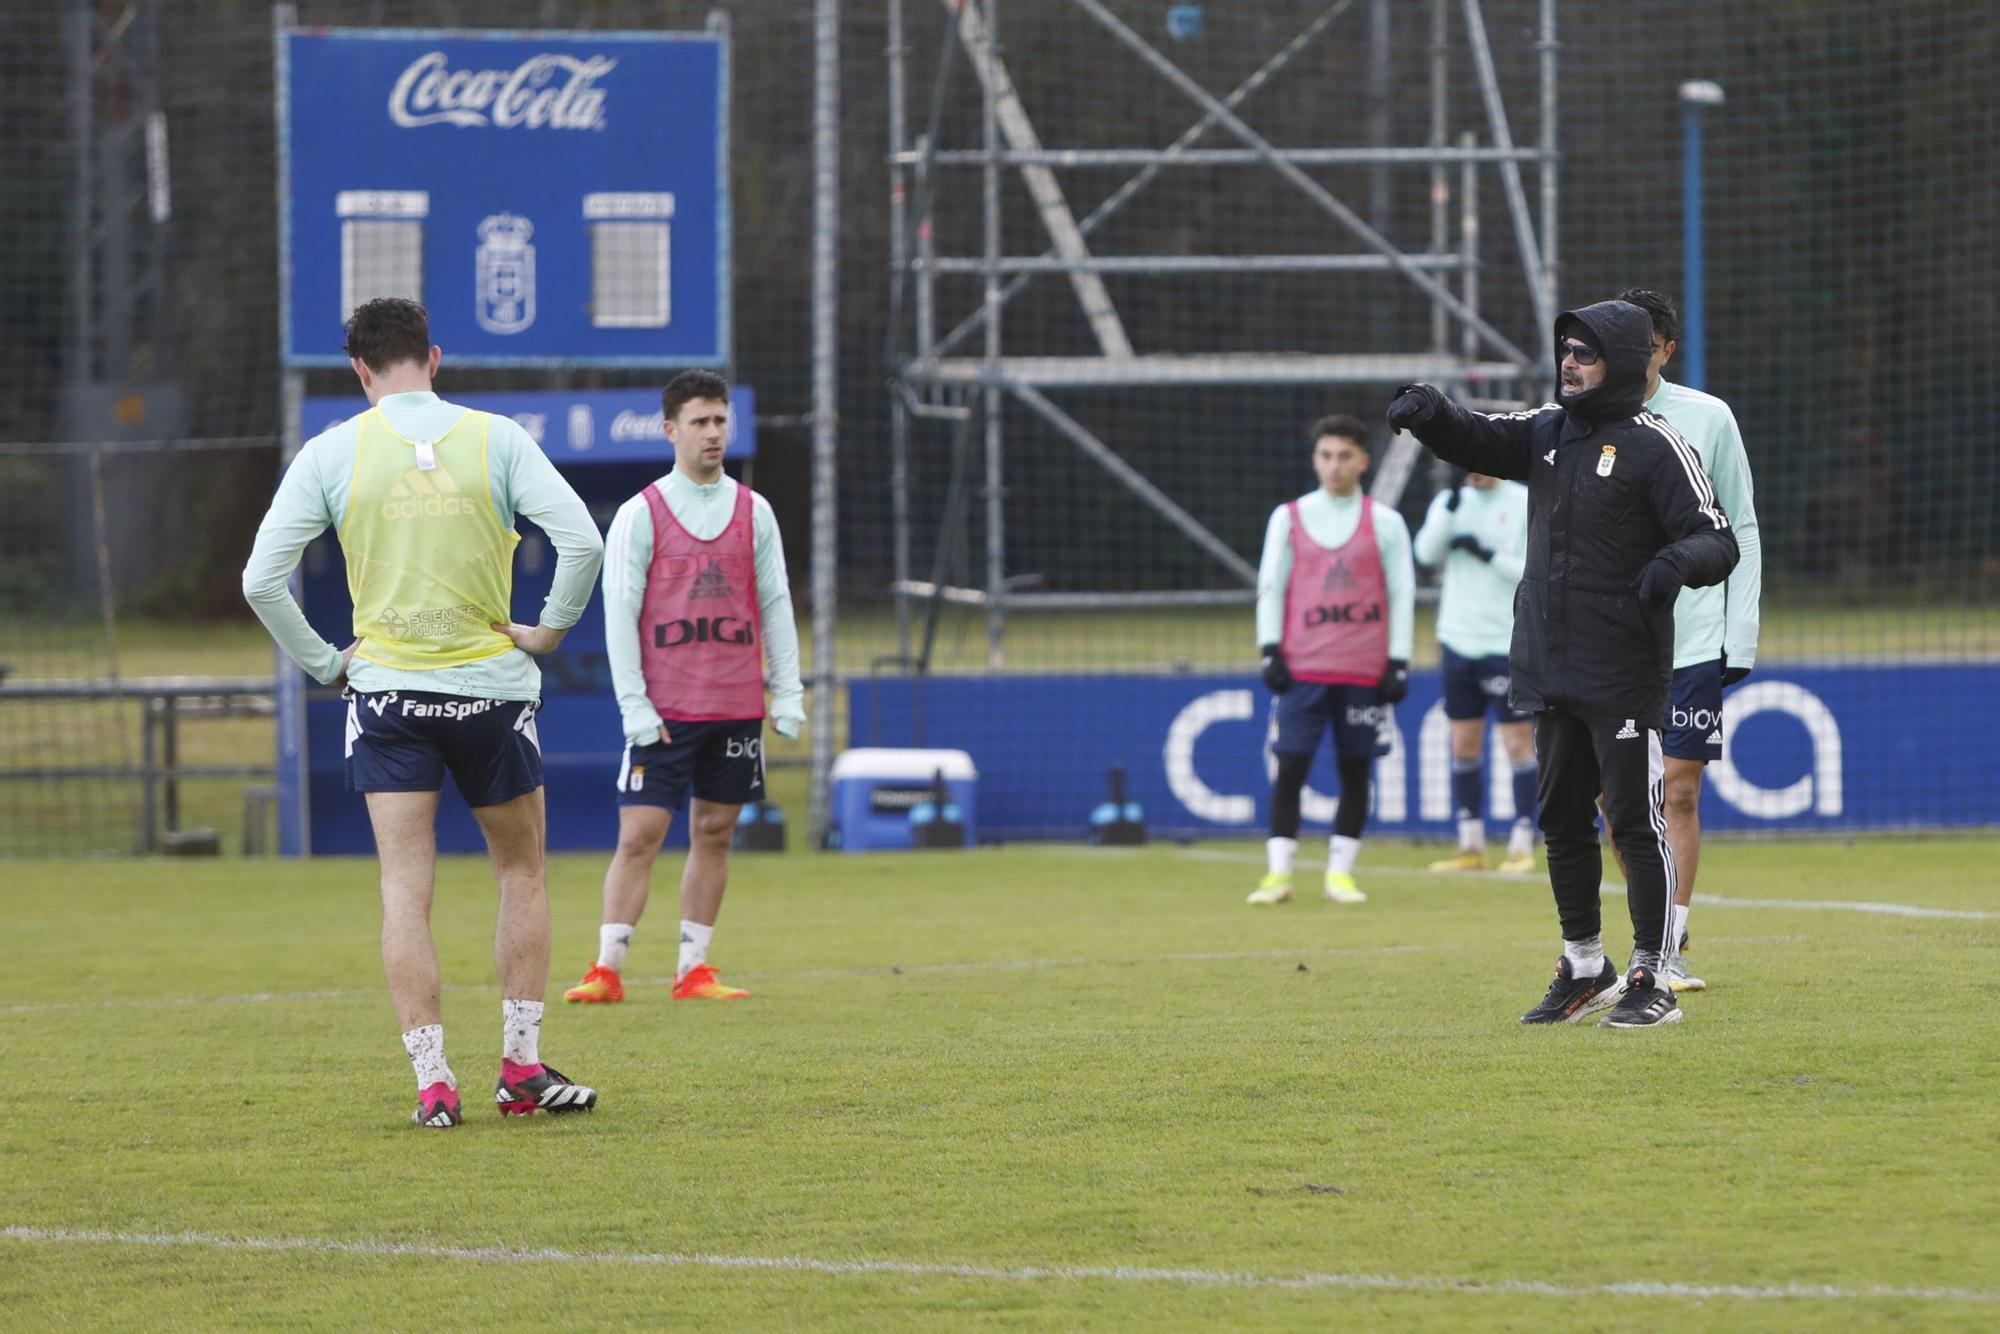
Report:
412,1081,462,1129
495,1060,598,1117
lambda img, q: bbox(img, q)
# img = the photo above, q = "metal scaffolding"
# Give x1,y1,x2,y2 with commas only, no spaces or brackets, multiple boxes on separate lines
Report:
884,0,1559,666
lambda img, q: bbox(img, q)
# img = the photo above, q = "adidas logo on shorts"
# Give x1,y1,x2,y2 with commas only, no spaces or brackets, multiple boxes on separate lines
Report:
1614,719,1639,740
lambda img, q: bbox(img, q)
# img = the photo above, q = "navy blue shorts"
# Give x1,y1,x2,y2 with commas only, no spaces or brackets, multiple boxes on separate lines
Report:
1268,683,1393,761
616,718,766,810
1440,646,1531,724
345,690,543,807
1665,658,1725,762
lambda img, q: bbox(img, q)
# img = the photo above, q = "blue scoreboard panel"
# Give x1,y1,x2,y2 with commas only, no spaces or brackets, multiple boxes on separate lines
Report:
280,27,728,367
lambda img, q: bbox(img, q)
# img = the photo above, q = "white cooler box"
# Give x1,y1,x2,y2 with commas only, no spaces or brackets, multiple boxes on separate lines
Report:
829,748,978,852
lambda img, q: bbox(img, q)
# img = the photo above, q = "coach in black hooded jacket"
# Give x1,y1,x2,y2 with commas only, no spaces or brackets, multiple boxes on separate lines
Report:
1387,299,1738,1029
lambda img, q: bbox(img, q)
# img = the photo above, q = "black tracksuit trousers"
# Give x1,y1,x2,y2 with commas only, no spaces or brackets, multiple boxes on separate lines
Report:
1534,709,1676,961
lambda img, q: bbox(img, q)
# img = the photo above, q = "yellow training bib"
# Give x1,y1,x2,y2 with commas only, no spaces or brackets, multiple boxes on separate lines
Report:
339,408,519,672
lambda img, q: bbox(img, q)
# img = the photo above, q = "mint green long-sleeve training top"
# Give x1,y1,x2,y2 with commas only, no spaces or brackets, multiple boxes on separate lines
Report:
1412,479,1529,660
241,390,605,699
1646,379,1762,671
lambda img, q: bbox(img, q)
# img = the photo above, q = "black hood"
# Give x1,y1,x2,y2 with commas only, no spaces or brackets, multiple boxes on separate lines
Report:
1554,300,1653,424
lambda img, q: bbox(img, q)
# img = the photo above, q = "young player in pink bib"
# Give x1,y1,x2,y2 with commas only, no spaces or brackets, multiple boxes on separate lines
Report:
565,370,805,1006
1248,415,1416,907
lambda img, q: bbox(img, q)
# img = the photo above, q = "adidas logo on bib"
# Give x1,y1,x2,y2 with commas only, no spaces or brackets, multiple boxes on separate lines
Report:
690,559,735,600
1614,719,1639,740
1706,728,1723,746
381,466,472,520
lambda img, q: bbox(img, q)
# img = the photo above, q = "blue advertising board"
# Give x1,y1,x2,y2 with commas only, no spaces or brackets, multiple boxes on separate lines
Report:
850,666,2000,839
275,387,755,856
279,27,727,366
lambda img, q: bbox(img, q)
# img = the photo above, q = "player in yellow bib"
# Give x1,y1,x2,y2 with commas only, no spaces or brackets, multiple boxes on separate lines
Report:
341,405,518,673
243,298,606,1128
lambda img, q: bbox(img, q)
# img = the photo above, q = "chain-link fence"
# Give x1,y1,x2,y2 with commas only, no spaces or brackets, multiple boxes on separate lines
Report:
3,1,1993,853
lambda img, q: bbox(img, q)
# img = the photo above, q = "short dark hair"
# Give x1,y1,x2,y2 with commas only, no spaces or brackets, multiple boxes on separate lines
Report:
342,298,431,372
1617,287,1681,344
1310,413,1369,450
662,369,731,423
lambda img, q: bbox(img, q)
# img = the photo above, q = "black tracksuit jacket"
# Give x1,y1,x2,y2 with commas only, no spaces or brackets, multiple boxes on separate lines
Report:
1403,300,1740,728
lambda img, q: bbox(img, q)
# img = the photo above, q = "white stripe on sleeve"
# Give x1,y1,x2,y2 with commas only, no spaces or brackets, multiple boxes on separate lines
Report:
1639,412,1729,531
602,500,641,612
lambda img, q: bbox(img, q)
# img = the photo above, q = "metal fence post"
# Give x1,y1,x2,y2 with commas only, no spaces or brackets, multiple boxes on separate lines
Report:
139,696,158,854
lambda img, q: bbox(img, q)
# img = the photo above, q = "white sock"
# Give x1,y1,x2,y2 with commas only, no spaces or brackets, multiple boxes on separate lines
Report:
1265,836,1298,876
677,919,714,980
1456,817,1484,853
401,1024,454,1091
1670,902,1690,949
1563,934,1605,979
501,999,543,1067
598,923,634,973
1328,835,1361,876
1508,818,1535,856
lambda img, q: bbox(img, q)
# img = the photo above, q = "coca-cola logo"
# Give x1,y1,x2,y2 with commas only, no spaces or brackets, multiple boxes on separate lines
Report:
611,410,667,442
388,51,615,131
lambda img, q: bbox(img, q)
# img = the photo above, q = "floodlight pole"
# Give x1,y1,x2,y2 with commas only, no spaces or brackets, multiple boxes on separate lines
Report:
1679,79,1724,390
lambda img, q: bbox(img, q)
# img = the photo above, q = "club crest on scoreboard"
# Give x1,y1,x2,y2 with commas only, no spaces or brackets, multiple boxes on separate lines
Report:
476,213,537,335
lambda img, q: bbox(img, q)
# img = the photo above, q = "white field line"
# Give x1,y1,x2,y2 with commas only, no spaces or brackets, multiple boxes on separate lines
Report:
1691,896,1997,922
2,1225,1994,1305
0,944,1435,1017
1169,848,1999,919
1173,847,1541,881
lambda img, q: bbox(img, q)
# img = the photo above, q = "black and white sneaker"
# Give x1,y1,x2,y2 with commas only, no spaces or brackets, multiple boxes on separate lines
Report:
1519,956,1628,1024
1599,967,1684,1028
496,1060,598,1116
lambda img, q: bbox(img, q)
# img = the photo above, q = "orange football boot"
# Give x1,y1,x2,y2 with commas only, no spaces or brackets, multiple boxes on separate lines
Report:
563,962,624,1004
671,963,748,1000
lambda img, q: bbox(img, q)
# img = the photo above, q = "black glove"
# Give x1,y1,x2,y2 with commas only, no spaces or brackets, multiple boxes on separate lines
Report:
1378,658,1410,705
1443,468,1467,512
1635,556,1685,610
1721,661,1752,688
1449,533,1495,562
1260,644,1292,694
1387,384,1444,433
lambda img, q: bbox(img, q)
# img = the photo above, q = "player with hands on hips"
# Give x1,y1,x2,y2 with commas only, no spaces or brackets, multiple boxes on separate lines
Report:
241,297,607,1128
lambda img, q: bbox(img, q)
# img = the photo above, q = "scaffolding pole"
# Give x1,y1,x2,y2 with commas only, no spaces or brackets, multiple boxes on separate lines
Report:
807,0,839,848
885,0,1555,662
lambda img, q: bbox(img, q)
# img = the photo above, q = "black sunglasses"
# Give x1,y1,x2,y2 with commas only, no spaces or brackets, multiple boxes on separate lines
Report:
1557,339,1601,367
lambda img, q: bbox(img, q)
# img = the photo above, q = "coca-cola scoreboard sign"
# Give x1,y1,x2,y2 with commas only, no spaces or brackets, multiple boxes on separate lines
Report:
279,27,727,367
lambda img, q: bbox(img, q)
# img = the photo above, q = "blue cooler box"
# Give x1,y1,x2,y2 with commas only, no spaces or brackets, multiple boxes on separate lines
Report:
830,748,978,852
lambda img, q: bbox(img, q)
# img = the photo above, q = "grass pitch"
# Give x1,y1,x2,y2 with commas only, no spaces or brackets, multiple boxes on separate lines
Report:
2,835,1997,1329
